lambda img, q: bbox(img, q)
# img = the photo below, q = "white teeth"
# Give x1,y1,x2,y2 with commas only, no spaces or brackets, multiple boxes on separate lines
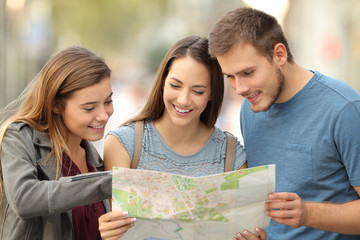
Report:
90,125,104,129
174,106,191,113
248,92,259,99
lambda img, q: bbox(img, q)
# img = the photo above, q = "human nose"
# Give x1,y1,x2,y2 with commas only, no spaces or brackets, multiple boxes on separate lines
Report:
234,76,250,95
177,89,191,106
96,104,113,122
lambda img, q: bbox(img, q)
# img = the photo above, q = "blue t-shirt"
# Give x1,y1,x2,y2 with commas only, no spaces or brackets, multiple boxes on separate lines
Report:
241,71,360,239
108,121,246,177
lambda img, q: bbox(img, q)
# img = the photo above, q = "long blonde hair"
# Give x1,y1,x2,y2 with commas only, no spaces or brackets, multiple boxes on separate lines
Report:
0,46,111,199
122,36,224,127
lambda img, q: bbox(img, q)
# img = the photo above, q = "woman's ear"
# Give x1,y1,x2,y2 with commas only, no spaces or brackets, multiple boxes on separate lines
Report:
273,43,287,66
52,102,63,114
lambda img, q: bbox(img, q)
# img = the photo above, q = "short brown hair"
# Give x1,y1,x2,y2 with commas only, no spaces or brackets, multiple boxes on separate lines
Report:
209,7,294,63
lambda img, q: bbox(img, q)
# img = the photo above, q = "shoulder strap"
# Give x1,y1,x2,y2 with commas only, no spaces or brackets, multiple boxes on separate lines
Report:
131,120,144,169
224,131,236,172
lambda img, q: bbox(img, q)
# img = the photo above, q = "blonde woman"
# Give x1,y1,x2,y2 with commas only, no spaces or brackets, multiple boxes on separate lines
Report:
0,46,117,240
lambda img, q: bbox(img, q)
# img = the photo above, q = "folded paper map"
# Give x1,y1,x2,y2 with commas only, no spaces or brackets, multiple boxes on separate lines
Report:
112,164,275,240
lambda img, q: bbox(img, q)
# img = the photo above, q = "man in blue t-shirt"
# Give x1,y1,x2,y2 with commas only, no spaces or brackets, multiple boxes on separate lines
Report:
209,7,360,240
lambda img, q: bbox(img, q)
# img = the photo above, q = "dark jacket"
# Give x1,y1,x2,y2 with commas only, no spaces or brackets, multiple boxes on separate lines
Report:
0,122,111,240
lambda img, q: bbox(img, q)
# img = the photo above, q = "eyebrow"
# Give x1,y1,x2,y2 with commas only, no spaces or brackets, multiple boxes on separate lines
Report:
169,77,208,88
80,92,113,106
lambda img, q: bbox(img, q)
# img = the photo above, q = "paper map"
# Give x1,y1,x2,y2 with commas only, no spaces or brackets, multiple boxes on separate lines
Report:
112,164,275,240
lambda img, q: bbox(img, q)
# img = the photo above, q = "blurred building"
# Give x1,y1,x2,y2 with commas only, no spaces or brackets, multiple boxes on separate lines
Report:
1,0,52,109
285,0,360,91
1,0,360,154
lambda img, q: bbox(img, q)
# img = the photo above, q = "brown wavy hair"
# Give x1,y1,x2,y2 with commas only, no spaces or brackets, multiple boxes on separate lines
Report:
0,46,111,199
122,36,224,127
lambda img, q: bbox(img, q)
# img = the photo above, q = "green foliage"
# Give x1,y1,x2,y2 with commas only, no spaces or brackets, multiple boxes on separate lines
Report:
52,0,167,55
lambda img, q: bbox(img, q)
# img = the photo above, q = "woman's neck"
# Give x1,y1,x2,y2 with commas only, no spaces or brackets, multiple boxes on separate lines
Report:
153,116,214,155
65,137,88,173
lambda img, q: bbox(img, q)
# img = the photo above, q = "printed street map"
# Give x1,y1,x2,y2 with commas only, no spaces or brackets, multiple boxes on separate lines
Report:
112,164,275,240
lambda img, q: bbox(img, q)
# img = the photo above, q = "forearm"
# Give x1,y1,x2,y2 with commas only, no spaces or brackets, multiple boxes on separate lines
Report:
5,173,111,218
304,199,360,234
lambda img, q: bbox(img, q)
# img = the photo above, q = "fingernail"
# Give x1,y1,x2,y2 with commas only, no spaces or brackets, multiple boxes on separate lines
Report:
131,217,136,222
255,227,260,232
236,232,242,237
243,230,248,235
122,211,128,216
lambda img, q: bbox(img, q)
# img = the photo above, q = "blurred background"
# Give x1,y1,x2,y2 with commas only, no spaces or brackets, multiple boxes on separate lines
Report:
1,0,360,155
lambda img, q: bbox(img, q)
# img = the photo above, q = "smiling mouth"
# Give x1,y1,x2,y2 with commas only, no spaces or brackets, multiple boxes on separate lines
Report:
89,125,104,129
244,91,261,102
247,91,260,99
173,105,192,114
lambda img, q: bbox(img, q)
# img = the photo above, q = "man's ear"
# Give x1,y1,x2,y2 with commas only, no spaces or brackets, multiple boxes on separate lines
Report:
273,43,287,66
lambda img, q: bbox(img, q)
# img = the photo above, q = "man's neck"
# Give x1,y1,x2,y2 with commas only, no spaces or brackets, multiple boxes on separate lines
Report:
278,63,314,103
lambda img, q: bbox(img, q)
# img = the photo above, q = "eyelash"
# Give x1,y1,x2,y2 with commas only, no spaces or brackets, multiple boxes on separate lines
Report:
226,71,254,79
84,99,113,112
243,71,253,76
170,83,204,95
170,83,179,88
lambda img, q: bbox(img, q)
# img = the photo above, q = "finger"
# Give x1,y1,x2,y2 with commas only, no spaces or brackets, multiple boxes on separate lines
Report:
234,231,246,239
267,207,303,219
99,216,136,232
235,230,259,240
266,198,302,210
100,221,135,239
266,201,295,211
99,210,129,223
255,227,267,240
269,192,299,201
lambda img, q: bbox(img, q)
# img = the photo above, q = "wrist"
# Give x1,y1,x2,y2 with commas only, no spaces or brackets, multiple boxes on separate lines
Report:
302,201,314,227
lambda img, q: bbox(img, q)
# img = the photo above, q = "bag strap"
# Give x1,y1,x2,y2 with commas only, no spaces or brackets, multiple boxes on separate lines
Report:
224,131,236,172
131,120,144,169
